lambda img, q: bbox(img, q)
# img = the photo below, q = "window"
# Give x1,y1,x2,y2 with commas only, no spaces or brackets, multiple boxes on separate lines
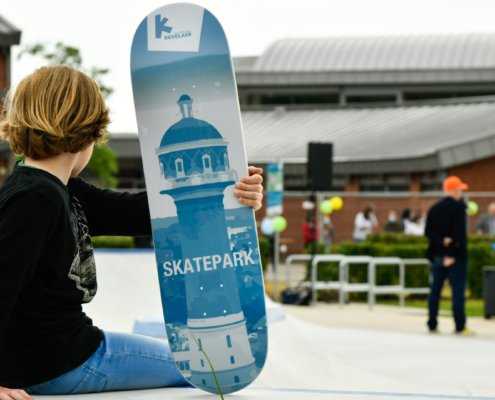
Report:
346,95,396,103
185,362,190,369
179,362,184,371
177,161,183,172
403,91,495,101
201,359,204,367
253,94,339,105
234,376,240,383
198,338,202,351
202,379,206,385
230,356,235,364
204,157,210,169
226,335,232,348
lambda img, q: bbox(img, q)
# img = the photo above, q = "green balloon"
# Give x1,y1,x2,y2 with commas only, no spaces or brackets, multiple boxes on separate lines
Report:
466,201,479,216
319,200,333,215
273,216,287,232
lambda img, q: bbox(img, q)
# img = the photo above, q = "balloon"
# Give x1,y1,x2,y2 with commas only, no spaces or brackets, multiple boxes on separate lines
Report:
330,196,344,211
273,216,287,232
261,219,275,235
319,200,333,215
466,201,479,216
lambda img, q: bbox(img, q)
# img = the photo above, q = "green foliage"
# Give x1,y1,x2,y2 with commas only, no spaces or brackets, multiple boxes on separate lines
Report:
366,232,428,244
86,144,119,188
467,242,493,299
91,236,134,249
258,237,271,271
305,232,495,299
18,42,114,98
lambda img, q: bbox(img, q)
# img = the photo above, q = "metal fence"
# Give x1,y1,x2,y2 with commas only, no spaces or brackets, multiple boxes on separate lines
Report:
284,254,431,309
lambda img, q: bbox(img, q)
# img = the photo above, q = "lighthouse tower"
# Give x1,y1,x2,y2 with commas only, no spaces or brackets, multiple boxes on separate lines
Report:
156,95,256,392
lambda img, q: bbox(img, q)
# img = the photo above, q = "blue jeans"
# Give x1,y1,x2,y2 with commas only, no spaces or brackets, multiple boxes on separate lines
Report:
428,256,467,332
23,331,191,395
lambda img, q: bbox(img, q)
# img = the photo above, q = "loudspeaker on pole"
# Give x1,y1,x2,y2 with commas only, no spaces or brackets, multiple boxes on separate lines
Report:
307,142,333,191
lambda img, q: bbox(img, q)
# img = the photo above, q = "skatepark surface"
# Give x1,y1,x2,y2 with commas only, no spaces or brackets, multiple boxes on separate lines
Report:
35,251,494,400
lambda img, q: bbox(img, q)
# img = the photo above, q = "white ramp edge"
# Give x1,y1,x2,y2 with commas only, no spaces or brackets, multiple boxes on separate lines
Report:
132,294,285,337
32,386,495,400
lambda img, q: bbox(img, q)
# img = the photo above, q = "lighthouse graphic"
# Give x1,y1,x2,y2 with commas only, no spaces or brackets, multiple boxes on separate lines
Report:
155,95,257,392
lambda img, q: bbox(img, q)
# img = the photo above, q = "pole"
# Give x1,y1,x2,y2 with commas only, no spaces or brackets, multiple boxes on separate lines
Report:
310,192,317,306
317,192,323,244
273,230,280,302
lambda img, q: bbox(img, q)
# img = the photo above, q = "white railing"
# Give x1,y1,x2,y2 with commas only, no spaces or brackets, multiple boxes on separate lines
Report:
284,254,431,308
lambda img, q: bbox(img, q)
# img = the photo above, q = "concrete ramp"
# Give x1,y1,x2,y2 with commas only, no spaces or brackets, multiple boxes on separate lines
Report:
33,386,495,400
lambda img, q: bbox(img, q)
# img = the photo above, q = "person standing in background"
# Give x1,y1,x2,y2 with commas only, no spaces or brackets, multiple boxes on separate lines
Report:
405,210,425,236
384,209,404,233
322,215,335,251
424,176,473,335
475,202,495,235
302,220,319,247
401,208,412,233
352,204,378,243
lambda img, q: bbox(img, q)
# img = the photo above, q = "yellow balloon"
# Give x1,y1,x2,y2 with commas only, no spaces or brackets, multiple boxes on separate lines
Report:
330,196,344,211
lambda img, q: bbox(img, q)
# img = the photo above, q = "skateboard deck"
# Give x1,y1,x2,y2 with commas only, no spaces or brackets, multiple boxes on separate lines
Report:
130,3,268,394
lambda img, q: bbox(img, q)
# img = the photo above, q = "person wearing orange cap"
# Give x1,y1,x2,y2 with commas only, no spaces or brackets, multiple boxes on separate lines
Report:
424,176,473,335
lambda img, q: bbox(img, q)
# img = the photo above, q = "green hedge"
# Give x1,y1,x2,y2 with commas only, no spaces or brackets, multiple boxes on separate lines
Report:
258,237,271,272
304,233,495,299
91,236,135,248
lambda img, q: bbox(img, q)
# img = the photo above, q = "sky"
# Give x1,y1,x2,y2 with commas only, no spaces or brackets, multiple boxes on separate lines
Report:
4,0,495,133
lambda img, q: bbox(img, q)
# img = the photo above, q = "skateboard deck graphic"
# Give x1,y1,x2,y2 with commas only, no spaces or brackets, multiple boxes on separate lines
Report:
130,3,268,394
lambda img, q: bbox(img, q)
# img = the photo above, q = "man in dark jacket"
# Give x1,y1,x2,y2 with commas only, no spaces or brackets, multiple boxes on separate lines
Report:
424,176,473,335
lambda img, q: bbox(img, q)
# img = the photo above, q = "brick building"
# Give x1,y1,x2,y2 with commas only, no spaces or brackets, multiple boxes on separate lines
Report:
0,15,21,183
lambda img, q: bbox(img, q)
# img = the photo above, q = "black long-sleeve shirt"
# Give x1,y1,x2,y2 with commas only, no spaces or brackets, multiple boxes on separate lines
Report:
0,160,152,388
424,196,467,261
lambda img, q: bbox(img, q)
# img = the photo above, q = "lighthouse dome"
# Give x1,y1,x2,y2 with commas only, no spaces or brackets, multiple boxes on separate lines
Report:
178,94,192,101
160,117,223,147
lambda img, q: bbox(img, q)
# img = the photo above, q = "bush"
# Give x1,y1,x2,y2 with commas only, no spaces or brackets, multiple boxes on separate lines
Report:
304,232,495,299
467,242,493,298
258,237,271,271
91,236,135,248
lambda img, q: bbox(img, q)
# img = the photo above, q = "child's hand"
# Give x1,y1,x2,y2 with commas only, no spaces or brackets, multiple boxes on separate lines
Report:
0,386,34,400
234,166,263,211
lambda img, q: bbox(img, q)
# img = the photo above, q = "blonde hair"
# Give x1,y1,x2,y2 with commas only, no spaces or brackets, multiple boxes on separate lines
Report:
0,65,110,159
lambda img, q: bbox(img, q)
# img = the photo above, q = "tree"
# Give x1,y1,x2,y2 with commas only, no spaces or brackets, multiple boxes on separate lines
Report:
17,42,118,187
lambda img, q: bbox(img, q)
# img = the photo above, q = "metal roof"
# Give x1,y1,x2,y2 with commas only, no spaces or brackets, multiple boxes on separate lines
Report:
234,34,495,86
3,102,495,175
240,101,495,174
0,15,21,46
233,56,258,72
254,34,495,72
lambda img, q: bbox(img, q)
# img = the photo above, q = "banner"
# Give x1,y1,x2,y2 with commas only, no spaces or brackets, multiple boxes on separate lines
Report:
267,162,284,217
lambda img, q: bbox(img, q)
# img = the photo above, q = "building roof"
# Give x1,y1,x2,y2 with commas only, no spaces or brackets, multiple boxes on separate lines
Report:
3,101,495,176
240,100,495,174
234,34,495,86
254,34,495,72
0,15,21,46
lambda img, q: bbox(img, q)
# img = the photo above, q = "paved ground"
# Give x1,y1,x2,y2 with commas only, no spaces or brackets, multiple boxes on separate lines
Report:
53,251,495,400
284,303,495,340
